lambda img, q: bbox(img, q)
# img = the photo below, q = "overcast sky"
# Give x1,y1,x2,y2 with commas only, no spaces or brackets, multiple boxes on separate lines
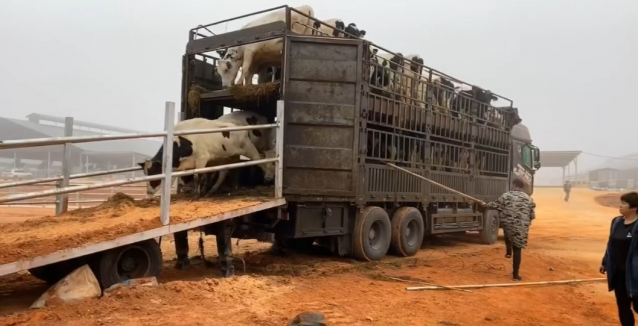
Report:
1,0,636,175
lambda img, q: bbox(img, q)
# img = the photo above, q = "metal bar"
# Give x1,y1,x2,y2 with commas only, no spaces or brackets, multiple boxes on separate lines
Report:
191,5,287,30
1,200,111,205
160,102,175,226
385,162,485,204
275,100,284,198
0,158,278,204
0,174,166,204
0,166,142,189
0,131,166,150
0,198,286,277
56,117,73,216
0,123,276,150
174,123,278,137
186,21,286,55
171,157,278,178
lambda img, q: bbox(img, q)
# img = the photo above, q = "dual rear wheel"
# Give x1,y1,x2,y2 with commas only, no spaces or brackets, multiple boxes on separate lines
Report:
352,206,425,261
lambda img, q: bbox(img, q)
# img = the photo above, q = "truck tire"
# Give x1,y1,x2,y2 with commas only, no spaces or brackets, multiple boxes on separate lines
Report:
28,258,86,285
479,209,500,245
93,239,162,289
390,207,425,257
352,206,391,262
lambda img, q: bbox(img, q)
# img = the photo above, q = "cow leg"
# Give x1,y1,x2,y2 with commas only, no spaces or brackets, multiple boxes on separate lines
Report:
242,49,255,86
205,169,229,197
173,230,191,270
211,220,235,277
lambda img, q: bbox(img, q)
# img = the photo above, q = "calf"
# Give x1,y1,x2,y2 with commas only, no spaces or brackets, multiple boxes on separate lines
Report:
216,5,315,88
370,52,404,99
312,19,366,38
452,86,497,119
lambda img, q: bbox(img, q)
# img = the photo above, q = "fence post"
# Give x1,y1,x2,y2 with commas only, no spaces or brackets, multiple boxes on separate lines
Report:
55,117,74,216
160,102,175,226
275,100,284,199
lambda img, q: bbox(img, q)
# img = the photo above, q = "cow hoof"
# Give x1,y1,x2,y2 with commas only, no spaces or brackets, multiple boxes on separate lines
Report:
221,265,235,278
174,259,191,270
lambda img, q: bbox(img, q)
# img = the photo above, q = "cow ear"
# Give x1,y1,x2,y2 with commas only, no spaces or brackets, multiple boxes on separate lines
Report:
137,162,145,168
216,49,227,57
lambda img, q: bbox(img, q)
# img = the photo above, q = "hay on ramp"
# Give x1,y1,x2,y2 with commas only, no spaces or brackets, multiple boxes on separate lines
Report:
228,82,280,102
187,83,209,117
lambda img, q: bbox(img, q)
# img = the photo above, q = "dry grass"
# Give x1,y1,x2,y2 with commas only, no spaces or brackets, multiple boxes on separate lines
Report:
228,82,280,102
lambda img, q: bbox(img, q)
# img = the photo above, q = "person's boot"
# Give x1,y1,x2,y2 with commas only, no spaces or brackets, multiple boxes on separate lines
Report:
512,274,522,281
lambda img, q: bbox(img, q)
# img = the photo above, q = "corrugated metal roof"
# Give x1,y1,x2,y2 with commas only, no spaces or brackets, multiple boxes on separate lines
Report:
0,117,161,158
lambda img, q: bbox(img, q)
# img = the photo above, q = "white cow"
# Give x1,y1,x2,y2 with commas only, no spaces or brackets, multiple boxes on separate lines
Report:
173,118,276,198
217,5,315,88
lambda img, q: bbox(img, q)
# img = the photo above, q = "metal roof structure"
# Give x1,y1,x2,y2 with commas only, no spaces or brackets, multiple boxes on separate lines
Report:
540,151,582,168
25,113,144,134
0,117,161,165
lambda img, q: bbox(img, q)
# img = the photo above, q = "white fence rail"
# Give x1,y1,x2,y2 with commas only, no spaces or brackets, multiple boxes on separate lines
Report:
0,101,285,225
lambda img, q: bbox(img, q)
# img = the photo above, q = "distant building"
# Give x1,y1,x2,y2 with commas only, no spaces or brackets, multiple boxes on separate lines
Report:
0,113,161,178
588,153,638,190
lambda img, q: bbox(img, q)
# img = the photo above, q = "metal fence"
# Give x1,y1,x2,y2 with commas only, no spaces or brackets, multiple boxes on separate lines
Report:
0,101,285,225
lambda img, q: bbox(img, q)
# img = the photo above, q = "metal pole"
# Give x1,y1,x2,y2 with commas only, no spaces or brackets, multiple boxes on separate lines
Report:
13,152,17,168
275,100,284,198
85,154,89,174
47,151,51,177
160,102,175,226
562,167,565,184
55,117,73,216
574,158,578,185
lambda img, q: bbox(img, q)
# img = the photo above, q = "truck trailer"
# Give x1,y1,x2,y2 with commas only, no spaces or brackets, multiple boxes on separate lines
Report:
0,5,541,288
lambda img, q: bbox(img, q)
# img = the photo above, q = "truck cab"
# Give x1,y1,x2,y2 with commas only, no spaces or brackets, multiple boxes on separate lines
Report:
510,123,541,195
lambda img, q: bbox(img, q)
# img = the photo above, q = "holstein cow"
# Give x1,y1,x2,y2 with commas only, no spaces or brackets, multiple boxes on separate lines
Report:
139,111,274,197
312,19,366,38
216,5,315,88
369,52,404,99
452,86,497,120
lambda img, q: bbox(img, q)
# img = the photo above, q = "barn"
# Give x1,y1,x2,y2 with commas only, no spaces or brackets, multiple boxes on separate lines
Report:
0,113,161,179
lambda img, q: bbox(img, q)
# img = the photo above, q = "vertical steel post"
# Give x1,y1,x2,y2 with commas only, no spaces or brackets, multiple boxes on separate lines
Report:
275,100,284,198
55,117,74,216
46,151,51,177
160,102,176,225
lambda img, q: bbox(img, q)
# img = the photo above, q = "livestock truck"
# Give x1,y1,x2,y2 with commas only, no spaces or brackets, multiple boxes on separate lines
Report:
0,6,541,288
179,6,541,262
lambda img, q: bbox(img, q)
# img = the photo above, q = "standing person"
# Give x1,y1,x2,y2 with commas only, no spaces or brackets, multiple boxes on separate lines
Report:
563,181,572,202
600,191,638,326
483,178,536,281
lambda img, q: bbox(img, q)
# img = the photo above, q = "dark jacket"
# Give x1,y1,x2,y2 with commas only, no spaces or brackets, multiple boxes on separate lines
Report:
602,216,638,296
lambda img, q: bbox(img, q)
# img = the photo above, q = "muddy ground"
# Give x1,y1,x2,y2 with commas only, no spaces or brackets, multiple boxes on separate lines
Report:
0,188,625,325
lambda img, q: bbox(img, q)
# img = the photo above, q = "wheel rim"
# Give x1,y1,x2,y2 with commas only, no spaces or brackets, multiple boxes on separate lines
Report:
368,220,385,251
405,218,419,247
116,246,151,281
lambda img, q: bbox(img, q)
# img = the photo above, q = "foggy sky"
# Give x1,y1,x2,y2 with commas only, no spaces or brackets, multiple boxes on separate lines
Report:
1,0,636,170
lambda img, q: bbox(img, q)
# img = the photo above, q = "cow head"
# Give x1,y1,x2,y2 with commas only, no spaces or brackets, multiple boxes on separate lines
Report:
138,159,163,195
407,55,424,74
333,20,345,37
216,48,242,88
344,23,365,38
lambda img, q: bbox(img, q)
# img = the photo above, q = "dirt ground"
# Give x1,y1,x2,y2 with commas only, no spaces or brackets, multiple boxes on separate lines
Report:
0,188,625,325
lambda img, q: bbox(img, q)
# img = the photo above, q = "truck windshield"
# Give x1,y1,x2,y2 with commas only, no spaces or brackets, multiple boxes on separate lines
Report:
521,146,533,167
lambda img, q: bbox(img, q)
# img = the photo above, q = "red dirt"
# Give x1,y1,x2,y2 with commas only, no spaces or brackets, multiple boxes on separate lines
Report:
594,193,622,209
0,188,624,325
0,188,274,264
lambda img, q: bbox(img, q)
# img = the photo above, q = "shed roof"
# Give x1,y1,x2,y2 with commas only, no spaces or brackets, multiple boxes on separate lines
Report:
540,151,582,168
0,117,161,160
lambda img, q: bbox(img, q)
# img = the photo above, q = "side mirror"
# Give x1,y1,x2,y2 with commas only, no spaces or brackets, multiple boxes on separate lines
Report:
534,161,541,170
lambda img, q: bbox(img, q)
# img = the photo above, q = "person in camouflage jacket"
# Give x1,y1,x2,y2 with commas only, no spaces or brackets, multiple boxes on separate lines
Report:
484,178,536,281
